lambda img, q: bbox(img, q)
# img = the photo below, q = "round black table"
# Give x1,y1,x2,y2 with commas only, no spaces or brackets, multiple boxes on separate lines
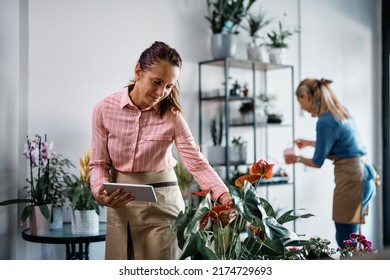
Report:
21,222,106,260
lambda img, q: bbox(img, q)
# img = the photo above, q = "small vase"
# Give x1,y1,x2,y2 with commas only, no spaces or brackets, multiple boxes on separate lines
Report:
71,209,99,235
50,206,63,230
29,205,52,235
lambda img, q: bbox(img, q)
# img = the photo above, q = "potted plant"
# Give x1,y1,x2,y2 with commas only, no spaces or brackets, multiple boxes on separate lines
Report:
207,108,225,164
174,156,194,205
242,7,273,61
173,159,339,260
64,149,100,235
0,134,74,234
265,18,299,64
238,100,254,123
205,0,257,59
230,136,247,163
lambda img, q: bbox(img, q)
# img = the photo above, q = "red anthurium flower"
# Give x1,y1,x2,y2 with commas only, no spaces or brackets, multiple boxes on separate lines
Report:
191,189,210,197
234,160,275,187
250,159,274,180
234,174,261,187
209,203,234,223
200,203,236,229
200,213,210,230
249,224,266,241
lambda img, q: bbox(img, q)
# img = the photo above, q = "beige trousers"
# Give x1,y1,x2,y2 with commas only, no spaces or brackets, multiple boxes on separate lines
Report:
105,168,185,260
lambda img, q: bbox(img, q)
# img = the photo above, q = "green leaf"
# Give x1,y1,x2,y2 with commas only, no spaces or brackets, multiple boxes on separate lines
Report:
39,204,51,220
196,231,220,260
259,238,286,258
259,197,276,218
277,209,315,225
180,233,201,260
0,198,32,206
20,205,34,225
183,193,212,239
229,183,263,223
263,217,298,241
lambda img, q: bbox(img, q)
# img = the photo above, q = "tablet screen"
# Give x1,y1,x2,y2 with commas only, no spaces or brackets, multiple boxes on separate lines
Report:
103,182,157,202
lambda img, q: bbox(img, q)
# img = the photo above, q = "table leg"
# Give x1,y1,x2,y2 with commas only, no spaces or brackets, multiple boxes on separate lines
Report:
85,242,90,260
65,243,90,260
65,244,71,260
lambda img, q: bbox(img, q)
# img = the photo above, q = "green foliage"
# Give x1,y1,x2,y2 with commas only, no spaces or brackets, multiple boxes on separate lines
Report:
173,180,327,260
0,134,74,225
205,0,257,34
46,156,76,207
265,20,299,49
210,108,224,146
243,7,273,47
174,156,194,194
64,174,100,215
63,149,100,215
231,136,246,146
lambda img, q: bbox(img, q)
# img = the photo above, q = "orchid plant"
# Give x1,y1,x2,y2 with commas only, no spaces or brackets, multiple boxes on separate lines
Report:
173,159,330,260
0,134,74,225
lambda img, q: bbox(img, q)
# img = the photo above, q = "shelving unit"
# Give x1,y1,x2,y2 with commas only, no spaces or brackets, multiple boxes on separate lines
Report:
198,58,296,229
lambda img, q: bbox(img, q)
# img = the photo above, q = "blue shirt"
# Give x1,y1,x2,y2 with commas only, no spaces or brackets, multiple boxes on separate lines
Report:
312,112,367,167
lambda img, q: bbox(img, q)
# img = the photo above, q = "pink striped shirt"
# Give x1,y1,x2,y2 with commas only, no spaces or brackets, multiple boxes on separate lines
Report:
90,89,228,201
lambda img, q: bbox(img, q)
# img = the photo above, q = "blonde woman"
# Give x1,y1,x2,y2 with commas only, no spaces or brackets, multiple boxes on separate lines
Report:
284,78,377,247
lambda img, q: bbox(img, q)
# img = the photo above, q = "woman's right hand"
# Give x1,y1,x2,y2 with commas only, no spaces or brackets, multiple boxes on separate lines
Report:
94,186,135,208
295,138,314,149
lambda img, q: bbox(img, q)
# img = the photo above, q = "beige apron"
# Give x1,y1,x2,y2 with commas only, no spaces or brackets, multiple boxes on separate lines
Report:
333,157,367,224
105,168,185,260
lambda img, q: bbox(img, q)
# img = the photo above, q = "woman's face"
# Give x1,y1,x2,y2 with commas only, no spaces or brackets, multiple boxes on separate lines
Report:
132,60,180,109
297,92,316,116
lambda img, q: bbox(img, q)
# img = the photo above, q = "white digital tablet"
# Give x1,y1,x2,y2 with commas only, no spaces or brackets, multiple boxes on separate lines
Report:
103,182,157,202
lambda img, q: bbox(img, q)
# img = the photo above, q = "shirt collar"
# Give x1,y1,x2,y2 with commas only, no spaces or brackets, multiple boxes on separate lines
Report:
120,87,158,112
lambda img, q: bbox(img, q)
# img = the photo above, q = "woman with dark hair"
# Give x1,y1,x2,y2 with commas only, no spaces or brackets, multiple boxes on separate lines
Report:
90,41,233,259
284,78,377,248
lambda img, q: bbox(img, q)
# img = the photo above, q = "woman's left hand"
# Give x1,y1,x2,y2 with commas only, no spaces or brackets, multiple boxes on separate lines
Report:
218,192,232,205
217,192,237,226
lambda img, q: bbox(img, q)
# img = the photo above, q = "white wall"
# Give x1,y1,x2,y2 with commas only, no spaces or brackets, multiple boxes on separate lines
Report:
0,0,382,259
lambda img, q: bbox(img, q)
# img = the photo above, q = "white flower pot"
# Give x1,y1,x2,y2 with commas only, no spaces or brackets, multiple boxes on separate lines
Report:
247,47,264,61
71,209,99,235
268,48,286,64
